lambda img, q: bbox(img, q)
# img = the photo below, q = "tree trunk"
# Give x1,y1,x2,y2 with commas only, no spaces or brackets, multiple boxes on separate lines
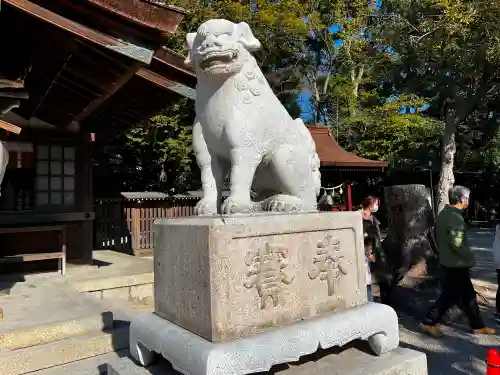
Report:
349,66,364,116
436,118,457,213
350,66,364,99
380,184,438,288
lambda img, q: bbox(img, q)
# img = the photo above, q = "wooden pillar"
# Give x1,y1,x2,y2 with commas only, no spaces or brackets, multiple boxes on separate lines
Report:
0,121,21,319
346,183,352,211
131,207,141,255
75,131,93,264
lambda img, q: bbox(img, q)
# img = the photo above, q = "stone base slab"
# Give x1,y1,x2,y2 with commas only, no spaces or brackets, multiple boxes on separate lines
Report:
109,346,426,375
129,302,399,375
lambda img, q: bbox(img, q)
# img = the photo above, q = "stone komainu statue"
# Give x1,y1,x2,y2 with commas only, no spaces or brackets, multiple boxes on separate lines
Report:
185,19,321,215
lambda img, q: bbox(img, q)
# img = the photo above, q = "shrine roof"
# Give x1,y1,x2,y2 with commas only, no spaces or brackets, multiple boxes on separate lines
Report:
7,0,186,42
0,0,194,139
307,125,388,170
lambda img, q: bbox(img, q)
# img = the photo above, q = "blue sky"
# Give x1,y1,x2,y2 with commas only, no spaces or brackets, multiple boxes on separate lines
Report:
298,91,315,123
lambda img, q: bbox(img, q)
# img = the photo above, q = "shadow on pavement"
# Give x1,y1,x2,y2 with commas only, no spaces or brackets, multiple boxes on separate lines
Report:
386,278,498,375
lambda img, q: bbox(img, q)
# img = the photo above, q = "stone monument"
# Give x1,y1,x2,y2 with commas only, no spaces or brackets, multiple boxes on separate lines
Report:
128,19,403,375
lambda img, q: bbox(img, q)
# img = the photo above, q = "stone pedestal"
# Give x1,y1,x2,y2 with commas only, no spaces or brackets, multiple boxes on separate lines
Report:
130,303,399,375
130,212,401,375
154,212,367,342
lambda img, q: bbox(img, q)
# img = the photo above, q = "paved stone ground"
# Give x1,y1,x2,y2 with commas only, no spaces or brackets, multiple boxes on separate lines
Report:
2,233,498,375
388,228,500,375
469,229,498,288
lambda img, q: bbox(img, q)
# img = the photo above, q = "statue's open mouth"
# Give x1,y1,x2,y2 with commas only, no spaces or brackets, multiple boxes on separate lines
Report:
200,51,238,70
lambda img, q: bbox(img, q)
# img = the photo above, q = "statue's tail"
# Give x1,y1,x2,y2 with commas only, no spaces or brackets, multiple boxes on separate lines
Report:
294,118,321,197
311,149,321,197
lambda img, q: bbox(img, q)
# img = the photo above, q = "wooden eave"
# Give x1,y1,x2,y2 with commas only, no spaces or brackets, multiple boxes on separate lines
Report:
83,73,188,138
9,0,186,45
136,48,196,99
307,125,388,170
83,49,196,137
6,0,157,64
82,0,186,35
155,47,195,78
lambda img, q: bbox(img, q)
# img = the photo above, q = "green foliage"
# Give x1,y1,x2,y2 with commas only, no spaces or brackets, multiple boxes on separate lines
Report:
338,97,443,168
486,129,500,170
375,0,500,123
118,99,198,193
300,0,443,170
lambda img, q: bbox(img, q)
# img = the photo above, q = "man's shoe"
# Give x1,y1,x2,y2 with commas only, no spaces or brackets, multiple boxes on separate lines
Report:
420,323,444,338
473,327,496,335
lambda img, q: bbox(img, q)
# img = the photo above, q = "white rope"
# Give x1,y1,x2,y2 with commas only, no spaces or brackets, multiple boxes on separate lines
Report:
320,183,343,192
318,183,344,206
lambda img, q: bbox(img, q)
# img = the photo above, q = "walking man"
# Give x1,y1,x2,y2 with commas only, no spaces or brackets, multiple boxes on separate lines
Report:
420,185,495,338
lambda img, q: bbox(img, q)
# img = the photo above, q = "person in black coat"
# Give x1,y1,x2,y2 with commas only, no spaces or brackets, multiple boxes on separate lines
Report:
360,196,381,302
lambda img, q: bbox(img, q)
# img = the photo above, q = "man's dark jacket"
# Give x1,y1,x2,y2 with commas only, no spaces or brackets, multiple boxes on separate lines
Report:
435,205,475,268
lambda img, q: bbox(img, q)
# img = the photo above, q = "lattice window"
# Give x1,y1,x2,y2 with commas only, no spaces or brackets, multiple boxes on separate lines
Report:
35,145,75,208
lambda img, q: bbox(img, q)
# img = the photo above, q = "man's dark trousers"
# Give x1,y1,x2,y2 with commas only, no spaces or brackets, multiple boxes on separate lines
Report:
422,266,484,329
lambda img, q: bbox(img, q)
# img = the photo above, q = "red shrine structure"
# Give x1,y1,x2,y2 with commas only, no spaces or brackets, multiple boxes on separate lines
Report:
307,125,388,211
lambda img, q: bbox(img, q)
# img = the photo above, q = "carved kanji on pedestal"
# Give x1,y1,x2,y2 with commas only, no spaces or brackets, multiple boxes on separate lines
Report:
244,243,294,309
309,235,348,296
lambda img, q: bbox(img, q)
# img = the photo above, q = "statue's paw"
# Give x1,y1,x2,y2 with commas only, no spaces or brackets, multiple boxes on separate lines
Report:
195,199,218,216
262,195,303,212
221,195,253,215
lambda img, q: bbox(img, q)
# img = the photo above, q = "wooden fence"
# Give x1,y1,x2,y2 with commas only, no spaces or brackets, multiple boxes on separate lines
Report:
94,197,199,256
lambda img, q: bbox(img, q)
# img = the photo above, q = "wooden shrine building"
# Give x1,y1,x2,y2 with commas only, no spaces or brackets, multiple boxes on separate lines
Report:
0,0,196,272
307,125,388,210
